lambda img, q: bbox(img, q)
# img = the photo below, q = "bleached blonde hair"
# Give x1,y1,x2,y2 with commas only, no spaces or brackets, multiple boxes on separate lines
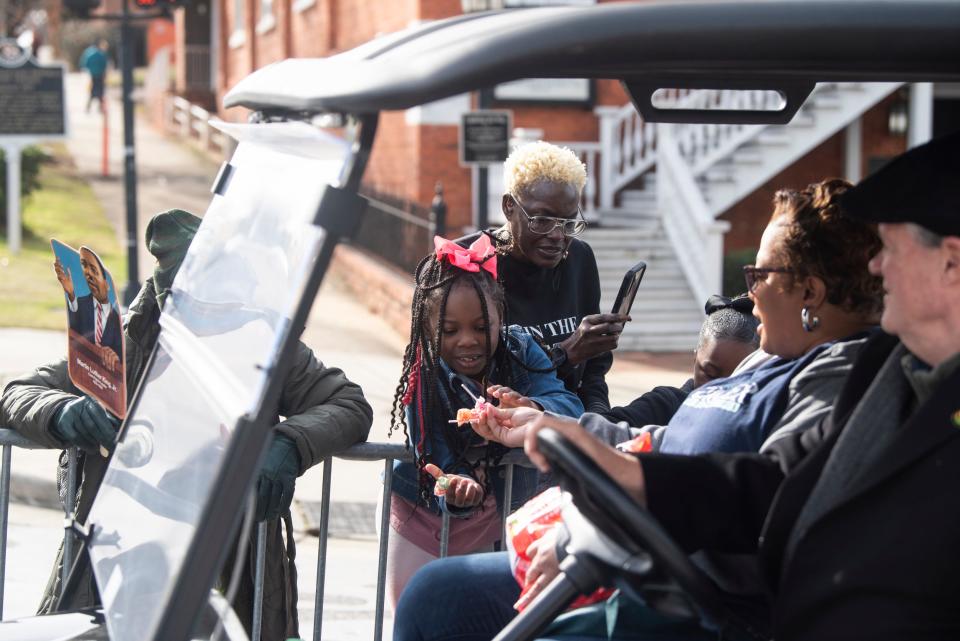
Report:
503,141,587,197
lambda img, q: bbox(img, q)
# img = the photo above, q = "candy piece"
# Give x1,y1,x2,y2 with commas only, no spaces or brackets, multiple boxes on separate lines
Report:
456,408,476,425
434,475,451,496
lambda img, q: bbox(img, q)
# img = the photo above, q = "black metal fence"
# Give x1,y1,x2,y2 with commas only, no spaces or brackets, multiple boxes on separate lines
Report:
353,188,442,275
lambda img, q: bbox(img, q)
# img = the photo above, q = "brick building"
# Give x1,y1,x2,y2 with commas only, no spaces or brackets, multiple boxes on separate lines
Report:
167,0,960,349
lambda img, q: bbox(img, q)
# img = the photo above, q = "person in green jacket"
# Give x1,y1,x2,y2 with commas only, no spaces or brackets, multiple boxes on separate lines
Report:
0,209,374,641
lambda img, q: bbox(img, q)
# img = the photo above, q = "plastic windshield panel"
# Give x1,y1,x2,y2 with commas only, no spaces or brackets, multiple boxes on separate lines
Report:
85,121,348,641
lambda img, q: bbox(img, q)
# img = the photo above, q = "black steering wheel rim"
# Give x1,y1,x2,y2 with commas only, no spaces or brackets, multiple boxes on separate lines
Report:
536,427,732,629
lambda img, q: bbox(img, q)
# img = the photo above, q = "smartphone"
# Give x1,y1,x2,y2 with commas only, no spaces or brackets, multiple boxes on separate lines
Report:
611,261,647,316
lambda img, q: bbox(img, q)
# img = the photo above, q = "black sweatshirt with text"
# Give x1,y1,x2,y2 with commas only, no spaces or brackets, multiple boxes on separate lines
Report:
460,231,612,413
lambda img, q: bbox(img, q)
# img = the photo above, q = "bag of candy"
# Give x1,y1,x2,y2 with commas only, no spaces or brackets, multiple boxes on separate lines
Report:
505,486,614,612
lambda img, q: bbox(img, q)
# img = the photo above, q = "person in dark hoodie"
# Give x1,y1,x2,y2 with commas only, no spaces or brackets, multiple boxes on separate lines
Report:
0,209,373,641
460,141,627,413
600,294,760,430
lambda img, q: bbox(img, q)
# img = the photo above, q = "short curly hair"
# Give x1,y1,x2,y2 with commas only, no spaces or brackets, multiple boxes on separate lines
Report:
503,141,587,196
771,178,883,317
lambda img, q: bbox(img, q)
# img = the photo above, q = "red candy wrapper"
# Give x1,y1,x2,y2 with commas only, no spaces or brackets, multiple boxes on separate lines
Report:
505,487,614,612
616,431,653,453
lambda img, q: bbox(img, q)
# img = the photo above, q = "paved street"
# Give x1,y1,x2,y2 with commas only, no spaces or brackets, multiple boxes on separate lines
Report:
1,72,691,638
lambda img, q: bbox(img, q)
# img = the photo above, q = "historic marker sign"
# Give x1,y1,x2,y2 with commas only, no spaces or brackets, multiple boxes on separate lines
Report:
460,110,512,166
2,39,68,254
0,46,67,138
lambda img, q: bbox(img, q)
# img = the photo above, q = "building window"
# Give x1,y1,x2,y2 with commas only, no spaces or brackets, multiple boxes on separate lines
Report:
229,0,246,48
256,0,276,34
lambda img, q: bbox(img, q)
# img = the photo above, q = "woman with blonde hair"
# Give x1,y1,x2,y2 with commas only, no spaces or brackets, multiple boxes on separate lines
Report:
461,141,628,415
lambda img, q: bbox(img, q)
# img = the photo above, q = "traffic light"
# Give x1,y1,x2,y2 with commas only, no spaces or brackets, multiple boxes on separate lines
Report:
63,0,102,18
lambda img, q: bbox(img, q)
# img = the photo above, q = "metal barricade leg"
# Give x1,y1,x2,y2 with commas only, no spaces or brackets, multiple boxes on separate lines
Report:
61,449,78,591
440,512,451,558
251,522,267,641
313,457,333,641
502,464,514,544
374,459,393,641
0,444,11,620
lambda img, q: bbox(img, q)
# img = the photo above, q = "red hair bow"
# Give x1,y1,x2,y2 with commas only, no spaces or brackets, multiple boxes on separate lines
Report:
434,235,498,280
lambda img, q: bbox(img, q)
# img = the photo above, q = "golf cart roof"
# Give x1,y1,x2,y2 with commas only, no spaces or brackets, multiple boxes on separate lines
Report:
224,0,960,116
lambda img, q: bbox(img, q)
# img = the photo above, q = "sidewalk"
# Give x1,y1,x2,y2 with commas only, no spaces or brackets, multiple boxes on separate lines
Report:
0,73,691,636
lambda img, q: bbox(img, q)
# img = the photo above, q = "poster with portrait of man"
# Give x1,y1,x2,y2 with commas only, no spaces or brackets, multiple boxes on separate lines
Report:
52,240,126,418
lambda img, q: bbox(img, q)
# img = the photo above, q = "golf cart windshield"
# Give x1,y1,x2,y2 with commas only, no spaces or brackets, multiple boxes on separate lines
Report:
84,122,348,641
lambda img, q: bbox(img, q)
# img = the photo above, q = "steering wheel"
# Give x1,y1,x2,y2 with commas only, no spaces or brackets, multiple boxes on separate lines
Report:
534,427,737,632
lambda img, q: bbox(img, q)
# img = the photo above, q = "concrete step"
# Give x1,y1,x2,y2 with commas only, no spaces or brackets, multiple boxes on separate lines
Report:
618,332,700,352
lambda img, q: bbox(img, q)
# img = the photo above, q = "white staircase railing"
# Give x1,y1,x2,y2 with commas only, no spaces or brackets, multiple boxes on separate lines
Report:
657,124,730,308
596,103,657,208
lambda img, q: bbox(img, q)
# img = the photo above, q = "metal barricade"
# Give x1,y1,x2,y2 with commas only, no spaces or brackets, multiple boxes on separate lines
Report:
0,429,78,621
0,430,528,638
249,442,532,641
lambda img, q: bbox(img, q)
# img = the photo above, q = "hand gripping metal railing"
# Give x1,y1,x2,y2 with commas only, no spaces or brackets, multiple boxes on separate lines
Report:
250,442,528,641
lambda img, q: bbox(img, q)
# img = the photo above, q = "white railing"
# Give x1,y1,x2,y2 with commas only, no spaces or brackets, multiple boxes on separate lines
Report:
555,140,601,220
596,103,657,209
670,88,819,176
165,96,231,159
657,124,729,308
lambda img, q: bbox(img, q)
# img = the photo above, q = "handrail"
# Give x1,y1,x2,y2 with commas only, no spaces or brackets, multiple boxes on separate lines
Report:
166,95,230,159
657,124,729,307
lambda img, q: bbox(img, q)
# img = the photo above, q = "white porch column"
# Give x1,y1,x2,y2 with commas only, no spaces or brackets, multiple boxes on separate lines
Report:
844,117,862,184
908,83,934,148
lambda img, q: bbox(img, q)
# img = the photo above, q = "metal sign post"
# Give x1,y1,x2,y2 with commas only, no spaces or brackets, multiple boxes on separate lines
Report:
0,39,67,255
3,142,22,253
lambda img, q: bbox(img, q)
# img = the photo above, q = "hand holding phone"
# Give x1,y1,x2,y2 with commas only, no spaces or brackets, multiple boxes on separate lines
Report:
611,261,647,316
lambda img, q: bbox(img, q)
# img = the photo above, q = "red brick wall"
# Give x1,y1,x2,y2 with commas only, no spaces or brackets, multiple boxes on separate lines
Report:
418,125,472,229
862,93,909,172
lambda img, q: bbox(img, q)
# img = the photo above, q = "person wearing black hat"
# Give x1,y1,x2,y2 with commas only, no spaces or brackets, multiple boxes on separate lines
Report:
508,131,960,641
0,208,373,640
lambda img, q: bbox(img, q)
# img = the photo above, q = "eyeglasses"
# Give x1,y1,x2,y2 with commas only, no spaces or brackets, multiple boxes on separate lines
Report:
743,265,793,292
510,195,587,237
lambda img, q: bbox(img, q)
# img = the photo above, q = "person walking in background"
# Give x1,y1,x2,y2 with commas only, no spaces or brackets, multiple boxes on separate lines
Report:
79,39,109,113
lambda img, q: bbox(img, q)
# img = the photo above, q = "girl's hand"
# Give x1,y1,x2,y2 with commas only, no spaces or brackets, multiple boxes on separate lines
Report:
471,405,543,448
523,413,647,506
424,463,484,508
487,385,541,410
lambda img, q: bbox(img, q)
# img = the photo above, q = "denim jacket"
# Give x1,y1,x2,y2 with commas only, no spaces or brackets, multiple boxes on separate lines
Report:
391,325,584,518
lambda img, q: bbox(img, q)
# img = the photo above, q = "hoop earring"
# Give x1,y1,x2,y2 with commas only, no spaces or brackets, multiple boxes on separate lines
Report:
801,306,820,333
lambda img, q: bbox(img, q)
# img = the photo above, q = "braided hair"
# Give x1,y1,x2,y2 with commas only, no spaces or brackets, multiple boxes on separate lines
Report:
389,251,517,502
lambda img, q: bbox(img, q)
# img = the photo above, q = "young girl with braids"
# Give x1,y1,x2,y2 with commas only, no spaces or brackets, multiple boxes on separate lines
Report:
385,234,583,605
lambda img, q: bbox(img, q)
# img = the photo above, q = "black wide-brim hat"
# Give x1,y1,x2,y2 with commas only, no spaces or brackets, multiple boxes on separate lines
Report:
840,130,960,237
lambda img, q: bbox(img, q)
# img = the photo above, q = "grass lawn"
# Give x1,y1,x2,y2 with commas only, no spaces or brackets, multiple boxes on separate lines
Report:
0,145,126,329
